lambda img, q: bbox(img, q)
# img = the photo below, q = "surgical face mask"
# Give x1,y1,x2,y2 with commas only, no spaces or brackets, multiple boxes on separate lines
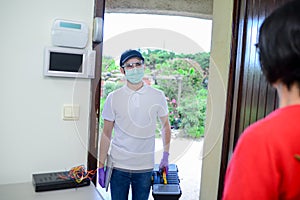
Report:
124,67,144,84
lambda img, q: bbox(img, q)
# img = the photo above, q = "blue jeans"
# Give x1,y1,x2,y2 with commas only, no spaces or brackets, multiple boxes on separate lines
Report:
110,168,152,200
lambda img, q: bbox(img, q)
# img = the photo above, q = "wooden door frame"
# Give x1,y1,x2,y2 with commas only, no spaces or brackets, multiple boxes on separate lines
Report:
217,0,263,197
217,0,247,198
87,0,105,185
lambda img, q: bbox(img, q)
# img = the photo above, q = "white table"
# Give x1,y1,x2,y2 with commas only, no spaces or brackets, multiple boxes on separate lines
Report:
0,182,103,200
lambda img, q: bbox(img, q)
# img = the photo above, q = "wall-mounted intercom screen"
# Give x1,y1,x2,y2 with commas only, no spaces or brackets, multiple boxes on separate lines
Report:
49,52,83,72
44,46,96,79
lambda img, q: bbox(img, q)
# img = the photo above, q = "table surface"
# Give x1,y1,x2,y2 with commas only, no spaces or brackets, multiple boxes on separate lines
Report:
0,182,103,200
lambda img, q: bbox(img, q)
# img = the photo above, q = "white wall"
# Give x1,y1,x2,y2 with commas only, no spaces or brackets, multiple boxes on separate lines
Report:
200,0,233,199
0,0,94,184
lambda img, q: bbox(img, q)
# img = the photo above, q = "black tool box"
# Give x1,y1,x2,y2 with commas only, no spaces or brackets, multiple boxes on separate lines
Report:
152,164,181,200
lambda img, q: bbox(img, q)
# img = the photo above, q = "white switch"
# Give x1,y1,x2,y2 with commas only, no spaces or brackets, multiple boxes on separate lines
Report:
63,104,80,120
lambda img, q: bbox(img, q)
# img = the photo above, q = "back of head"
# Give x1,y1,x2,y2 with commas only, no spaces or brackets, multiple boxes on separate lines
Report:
258,0,300,89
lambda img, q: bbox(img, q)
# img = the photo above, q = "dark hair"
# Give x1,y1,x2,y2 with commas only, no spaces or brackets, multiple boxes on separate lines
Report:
258,0,300,89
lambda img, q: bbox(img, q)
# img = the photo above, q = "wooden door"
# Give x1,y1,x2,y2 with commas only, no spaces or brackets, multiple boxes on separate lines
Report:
218,0,290,198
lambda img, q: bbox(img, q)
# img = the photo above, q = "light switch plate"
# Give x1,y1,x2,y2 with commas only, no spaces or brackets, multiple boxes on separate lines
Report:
63,104,80,120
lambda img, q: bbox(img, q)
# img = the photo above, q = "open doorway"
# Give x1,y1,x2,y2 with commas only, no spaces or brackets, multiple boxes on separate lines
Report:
97,13,212,200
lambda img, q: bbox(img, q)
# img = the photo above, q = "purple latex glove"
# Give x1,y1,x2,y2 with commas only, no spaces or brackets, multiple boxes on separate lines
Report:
98,167,106,188
159,151,169,174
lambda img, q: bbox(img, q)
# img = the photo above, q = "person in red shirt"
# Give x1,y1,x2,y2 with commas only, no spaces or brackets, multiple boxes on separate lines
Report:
222,0,300,199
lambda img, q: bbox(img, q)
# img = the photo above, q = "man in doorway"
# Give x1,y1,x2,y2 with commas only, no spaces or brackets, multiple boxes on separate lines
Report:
98,49,171,200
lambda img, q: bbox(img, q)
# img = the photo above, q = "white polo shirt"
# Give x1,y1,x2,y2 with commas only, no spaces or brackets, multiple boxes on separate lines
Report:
102,84,168,170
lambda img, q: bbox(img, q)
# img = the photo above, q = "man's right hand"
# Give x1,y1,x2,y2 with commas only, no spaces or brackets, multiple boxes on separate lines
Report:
98,167,106,188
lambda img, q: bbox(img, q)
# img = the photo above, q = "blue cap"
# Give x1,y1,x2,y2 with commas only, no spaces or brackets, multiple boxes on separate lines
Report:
120,49,144,67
